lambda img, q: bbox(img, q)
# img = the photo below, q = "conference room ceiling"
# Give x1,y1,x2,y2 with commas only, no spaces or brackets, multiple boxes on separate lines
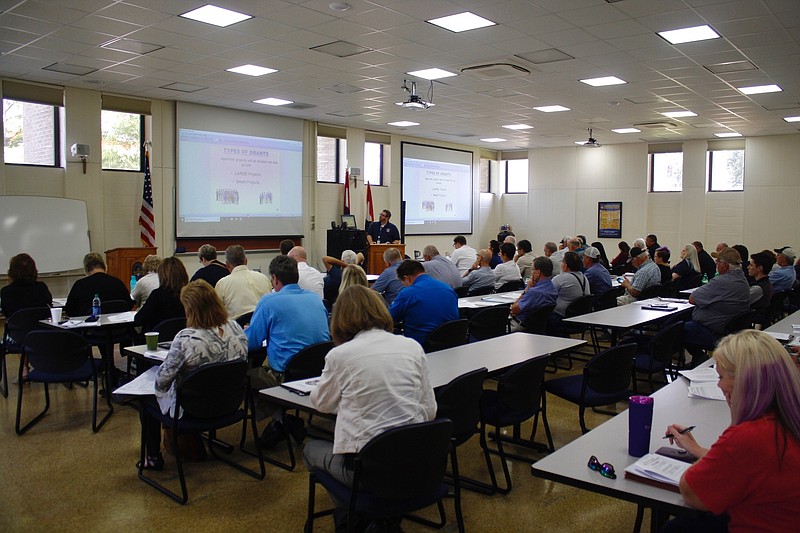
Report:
1,0,799,151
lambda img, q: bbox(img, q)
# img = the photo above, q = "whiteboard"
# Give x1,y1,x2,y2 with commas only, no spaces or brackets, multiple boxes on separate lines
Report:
0,196,90,274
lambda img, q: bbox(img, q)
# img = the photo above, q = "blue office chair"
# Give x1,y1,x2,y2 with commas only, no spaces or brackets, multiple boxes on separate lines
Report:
1,306,50,398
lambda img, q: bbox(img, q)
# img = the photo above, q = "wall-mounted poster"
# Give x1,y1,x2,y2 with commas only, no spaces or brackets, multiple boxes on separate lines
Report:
598,202,622,239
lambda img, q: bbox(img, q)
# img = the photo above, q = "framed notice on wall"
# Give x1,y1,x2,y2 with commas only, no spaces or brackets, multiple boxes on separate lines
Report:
598,202,622,239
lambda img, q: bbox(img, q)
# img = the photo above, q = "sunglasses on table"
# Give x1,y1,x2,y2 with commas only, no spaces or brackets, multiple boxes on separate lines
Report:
587,455,616,479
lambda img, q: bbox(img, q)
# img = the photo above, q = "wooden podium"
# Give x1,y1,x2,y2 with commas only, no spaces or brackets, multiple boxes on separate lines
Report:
367,244,405,275
105,247,157,284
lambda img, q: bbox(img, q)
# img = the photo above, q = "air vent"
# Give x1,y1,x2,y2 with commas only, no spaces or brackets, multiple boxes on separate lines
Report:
461,63,530,80
287,103,316,110
633,121,678,130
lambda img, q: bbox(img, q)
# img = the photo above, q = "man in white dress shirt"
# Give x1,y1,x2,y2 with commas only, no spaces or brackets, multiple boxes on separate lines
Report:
448,235,477,274
288,246,325,299
494,242,522,289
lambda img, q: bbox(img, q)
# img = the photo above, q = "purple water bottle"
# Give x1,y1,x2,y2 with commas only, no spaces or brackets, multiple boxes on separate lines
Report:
628,395,654,457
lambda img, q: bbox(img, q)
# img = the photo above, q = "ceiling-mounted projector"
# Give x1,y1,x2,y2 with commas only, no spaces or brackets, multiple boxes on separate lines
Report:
396,80,434,110
583,128,601,148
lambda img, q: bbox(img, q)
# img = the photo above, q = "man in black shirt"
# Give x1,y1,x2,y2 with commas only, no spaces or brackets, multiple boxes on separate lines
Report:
65,252,133,317
693,241,717,280
190,244,229,287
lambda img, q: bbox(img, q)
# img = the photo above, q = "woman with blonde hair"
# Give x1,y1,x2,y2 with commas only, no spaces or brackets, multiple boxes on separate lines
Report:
138,280,248,470
671,244,702,291
132,254,162,306
664,330,800,531
338,264,368,295
303,285,436,491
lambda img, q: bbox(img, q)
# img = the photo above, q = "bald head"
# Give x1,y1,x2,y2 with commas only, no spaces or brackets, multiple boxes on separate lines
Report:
287,246,308,263
476,248,491,266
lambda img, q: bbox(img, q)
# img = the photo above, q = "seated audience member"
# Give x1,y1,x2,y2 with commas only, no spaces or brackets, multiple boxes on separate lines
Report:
371,247,404,306
610,241,630,269
133,257,188,333
494,242,522,288
515,239,536,279
550,252,590,323
138,280,248,470
389,260,459,346
748,251,775,315
617,248,660,305
303,285,436,493
214,245,272,320
422,245,462,289
322,249,361,306
448,235,477,274
769,246,796,292
583,246,612,296
65,252,133,317
663,330,800,532
732,244,751,283
712,242,729,257
591,241,611,270
279,239,295,255
672,244,702,290
645,234,660,259
245,255,330,447
1,253,52,319
131,254,161,307
488,240,503,269
693,241,717,280
503,235,517,246
339,264,368,295
544,241,562,275
288,246,324,299
683,247,750,363
461,249,495,294
190,244,229,287
566,238,583,259
632,237,646,252
654,246,672,284
510,256,558,331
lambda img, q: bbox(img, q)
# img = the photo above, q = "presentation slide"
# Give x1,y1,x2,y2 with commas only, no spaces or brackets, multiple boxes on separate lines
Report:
177,129,302,237
401,142,473,235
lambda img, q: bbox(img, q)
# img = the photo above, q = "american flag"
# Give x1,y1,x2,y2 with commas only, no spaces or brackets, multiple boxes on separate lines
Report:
343,167,351,215
365,182,374,228
139,148,156,247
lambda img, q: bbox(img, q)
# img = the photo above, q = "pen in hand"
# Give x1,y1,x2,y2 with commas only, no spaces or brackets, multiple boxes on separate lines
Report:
663,425,696,439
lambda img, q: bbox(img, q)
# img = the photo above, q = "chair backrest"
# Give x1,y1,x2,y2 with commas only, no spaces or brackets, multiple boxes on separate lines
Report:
522,304,555,335
648,321,685,365
593,287,621,311
468,306,510,341
24,330,91,374
454,286,469,298
435,367,488,441
584,343,636,395
355,419,454,500
235,311,254,328
423,318,469,353
658,280,674,298
153,317,187,342
496,279,525,293
492,357,549,416
466,285,494,297
638,284,661,301
564,294,594,318
767,290,790,322
724,309,755,335
177,360,249,419
102,299,133,313
284,340,335,382
6,306,51,345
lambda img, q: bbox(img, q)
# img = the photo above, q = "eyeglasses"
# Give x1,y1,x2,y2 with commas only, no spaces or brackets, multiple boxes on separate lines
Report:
587,455,616,479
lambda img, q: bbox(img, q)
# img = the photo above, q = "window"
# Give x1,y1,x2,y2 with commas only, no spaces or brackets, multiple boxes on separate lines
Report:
708,149,744,191
316,136,347,183
479,158,490,193
101,110,144,171
650,152,683,192
3,98,60,166
505,159,528,193
363,141,383,186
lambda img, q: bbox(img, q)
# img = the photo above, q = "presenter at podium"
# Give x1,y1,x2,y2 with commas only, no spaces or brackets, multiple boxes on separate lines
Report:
366,209,400,245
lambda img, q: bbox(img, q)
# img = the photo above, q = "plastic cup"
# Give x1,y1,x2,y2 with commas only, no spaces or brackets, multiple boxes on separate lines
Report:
50,307,62,323
145,332,159,351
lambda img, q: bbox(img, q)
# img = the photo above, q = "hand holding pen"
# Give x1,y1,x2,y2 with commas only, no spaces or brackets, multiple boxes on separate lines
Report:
665,424,709,459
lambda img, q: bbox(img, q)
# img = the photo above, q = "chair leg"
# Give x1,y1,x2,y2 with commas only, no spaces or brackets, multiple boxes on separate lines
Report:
449,446,466,533
479,421,500,493
138,414,189,504
579,406,588,435
92,372,113,433
15,372,50,435
0,351,8,399
633,504,646,533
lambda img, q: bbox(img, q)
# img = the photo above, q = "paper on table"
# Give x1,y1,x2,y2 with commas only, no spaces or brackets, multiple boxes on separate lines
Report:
144,349,168,362
624,454,690,486
764,331,792,342
281,377,321,396
678,367,719,382
108,311,137,322
687,385,726,401
62,319,101,328
113,366,158,396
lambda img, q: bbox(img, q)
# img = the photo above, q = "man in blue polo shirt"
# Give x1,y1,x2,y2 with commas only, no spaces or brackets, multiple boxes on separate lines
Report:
371,246,404,306
389,259,458,346
769,246,796,292
510,256,558,331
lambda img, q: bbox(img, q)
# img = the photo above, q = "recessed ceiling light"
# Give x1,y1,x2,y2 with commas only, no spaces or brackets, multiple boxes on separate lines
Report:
574,141,588,145
406,68,456,80
612,128,641,134
180,5,252,27
737,84,782,95
388,121,419,127
329,2,351,11
783,116,800,123
502,124,533,130
227,64,277,76
580,76,627,87
534,105,570,113
481,138,506,143
661,111,697,118
657,25,720,45
714,132,742,137
427,12,496,33
253,97,293,106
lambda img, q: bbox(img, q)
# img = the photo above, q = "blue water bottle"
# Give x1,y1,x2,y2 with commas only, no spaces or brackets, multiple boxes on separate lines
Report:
628,395,654,457
91,293,101,319
130,275,137,292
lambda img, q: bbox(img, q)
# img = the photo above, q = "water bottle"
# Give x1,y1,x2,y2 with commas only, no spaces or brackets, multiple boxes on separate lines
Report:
701,273,708,285
130,275,137,292
629,395,654,457
91,293,101,318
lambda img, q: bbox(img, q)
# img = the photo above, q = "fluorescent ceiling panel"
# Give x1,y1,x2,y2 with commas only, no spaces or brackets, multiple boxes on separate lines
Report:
658,25,720,45
179,5,252,27
253,97,292,106
714,132,741,137
407,68,456,80
534,105,570,112
227,64,277,76
388,121,419,127
662,110,697,118
580,76,626,87
480,137,506,142
737,84,782,95
612,128,641,133
427,12,496,33
783,116,800,123
502,124,533,130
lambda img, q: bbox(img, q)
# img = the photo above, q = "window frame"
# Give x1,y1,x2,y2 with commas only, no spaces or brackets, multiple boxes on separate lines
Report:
707,148,745,192
316,135,345,183
505,159,528,194
3,98,62,168
100,110,145,172
649,151,684,192
479,158,491,193
363,141,384,186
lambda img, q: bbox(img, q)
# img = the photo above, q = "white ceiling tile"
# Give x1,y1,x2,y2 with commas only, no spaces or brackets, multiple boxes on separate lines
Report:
71,15,142,36
9,0,87,24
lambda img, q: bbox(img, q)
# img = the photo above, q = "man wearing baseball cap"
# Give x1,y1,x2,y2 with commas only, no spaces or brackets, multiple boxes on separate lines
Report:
582,246,612,296
769,246,796,292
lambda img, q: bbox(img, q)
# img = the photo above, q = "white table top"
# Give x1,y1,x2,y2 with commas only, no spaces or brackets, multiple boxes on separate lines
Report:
766,308,800,336
562,298,694,329
458,290,521,309
40,310,137,330
678,286,700,295
260,332,585,410
532,362,730,512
